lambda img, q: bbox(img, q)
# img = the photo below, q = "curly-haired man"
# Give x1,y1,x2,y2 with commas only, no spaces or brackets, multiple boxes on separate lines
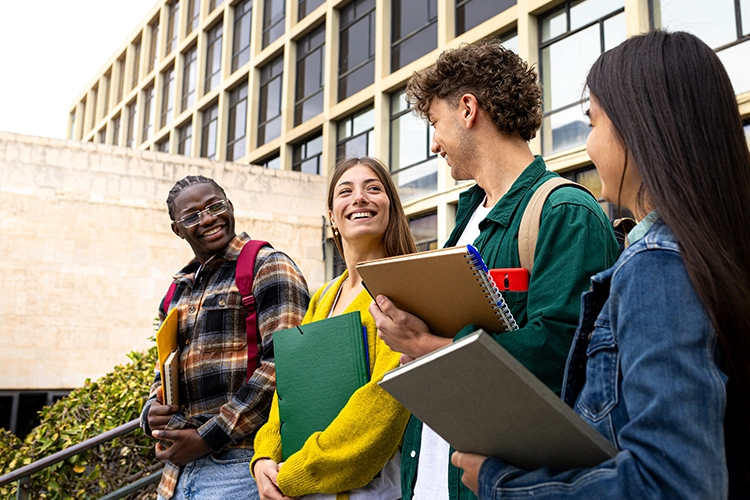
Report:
370,40,620,499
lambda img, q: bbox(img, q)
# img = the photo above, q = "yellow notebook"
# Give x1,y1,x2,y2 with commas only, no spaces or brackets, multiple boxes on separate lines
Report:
156,307,179,383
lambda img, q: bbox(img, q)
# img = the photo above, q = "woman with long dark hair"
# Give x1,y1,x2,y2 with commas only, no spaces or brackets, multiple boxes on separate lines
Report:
452,30,750,498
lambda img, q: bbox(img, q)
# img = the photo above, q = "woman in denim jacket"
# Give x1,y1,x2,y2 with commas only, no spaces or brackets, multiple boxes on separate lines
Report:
452,31,750,499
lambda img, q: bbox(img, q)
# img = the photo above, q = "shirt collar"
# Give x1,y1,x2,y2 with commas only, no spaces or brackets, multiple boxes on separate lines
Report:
626,211,659,245
473,155,547,227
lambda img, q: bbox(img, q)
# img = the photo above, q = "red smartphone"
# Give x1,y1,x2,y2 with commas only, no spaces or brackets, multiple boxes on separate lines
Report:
489,268,530,292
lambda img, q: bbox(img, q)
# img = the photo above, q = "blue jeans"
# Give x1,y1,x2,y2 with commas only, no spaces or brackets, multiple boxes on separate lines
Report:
158,449,260,500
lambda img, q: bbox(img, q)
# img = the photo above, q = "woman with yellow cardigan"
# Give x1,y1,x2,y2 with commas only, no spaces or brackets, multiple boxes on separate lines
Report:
251,156,418,500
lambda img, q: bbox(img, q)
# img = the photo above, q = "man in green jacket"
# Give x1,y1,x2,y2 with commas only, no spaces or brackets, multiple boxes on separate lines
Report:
369,39,619,500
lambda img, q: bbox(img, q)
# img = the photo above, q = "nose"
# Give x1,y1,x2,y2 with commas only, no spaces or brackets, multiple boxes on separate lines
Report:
352,186,369,205
430,138,441,155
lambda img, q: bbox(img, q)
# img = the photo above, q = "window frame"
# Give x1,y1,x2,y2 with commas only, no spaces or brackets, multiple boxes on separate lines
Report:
257,55,284,146
226,82,249,161
338,0,376,102
294,23,326,126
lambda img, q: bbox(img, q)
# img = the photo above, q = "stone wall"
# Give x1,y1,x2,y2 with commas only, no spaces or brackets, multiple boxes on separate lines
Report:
0,132,327,389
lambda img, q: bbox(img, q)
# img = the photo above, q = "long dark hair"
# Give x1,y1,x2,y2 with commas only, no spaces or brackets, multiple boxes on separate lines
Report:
327,156,418,260
587,30,750,489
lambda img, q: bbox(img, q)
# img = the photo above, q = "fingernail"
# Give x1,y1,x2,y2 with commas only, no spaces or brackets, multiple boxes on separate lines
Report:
153,430,161,438
377,295,385,305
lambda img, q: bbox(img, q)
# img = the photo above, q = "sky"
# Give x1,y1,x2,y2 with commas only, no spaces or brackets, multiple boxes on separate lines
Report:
0,0,159,140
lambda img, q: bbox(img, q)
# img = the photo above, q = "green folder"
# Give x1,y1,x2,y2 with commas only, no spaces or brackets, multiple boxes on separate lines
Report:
274,311,370,460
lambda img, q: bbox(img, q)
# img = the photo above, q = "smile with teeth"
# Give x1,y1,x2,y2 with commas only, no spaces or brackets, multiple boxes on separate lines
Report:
202,226,223,237
348,211,375,220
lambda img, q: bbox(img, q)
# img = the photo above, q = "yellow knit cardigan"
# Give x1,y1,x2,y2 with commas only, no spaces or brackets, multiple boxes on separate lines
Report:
251,271,410,499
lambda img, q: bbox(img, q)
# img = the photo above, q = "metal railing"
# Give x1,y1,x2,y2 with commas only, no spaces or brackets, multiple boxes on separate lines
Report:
0,419,163,499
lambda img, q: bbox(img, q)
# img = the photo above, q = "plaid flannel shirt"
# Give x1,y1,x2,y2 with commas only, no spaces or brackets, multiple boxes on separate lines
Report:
140,233,309,498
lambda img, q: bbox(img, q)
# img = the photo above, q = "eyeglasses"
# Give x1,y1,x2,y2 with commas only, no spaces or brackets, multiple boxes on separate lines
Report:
174,200,229,227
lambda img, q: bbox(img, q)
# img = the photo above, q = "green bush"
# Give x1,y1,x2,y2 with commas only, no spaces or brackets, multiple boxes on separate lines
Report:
0,347,161,499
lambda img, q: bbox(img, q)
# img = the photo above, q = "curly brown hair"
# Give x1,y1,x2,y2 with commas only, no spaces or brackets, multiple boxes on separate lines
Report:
405,39,542,141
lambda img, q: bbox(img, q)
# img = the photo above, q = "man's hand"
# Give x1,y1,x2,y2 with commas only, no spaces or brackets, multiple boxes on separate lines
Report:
253,459,297,500
451,451,487,495
147,386,179,432
369,295,451,358
152,428,211,465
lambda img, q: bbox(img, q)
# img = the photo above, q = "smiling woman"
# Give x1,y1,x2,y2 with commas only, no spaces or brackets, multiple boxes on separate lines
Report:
251,157,418,500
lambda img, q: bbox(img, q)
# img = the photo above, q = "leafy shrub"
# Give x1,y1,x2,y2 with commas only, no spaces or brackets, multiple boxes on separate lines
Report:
0,347,161,499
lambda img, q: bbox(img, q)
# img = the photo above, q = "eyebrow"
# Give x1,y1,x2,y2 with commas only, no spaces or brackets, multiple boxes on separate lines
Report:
336,178,382,188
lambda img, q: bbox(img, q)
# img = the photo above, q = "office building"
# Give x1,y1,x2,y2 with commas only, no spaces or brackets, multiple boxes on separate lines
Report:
69,0,750,263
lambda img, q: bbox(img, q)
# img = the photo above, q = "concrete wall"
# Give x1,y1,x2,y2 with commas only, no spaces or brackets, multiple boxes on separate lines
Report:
0,132,327,390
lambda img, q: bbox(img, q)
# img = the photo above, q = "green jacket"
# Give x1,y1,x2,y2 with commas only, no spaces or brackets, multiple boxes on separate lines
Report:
400,156,619,500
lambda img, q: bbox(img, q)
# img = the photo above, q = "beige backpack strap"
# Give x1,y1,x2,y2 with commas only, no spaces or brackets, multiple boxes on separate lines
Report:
518,177,594,274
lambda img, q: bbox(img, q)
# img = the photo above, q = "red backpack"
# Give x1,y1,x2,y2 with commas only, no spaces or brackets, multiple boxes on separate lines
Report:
162,240,271,382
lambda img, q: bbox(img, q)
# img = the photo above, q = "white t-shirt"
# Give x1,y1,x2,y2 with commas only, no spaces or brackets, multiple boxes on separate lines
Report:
413,197,493,499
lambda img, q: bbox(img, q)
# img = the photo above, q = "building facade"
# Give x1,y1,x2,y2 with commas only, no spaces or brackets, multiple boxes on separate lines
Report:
68,0,750,259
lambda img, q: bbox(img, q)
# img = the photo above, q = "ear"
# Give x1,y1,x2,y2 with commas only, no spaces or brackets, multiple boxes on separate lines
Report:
459,94,480,129
328,209,336,228
171,222,185,239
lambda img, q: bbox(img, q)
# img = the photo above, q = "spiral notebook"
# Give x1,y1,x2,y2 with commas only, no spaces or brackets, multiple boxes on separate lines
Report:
357,245,517,338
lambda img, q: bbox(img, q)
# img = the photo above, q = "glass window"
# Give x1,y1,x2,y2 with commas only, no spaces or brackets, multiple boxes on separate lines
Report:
390,88,438,201
116,55,126,103
187,0,201,35
263,154,281,169
227,83,249,161
178,121,193,155
258,55,284,145
263,0,285,48
337,106,374,159
156,136,170,152
142,85,155,142
209,0,224,12
456,0,515,35
539,0,625,154
98,126,107,144
131,38,141,90
68,112,76,140
292,134,324,174
659,0,750,95
161,66,176,128
299,0,325,21
166,1,180,55
338,0,376,101
232,0,253,72
744,122,750,150
205,23,223,93
80,98,87,134
392,0,437,71
112,114,121,146
89,86,98,130
201,103,219,159
182,47,198,111
148,20,160,73
125,100,138,148
295,24,326,126
101,72,111,118
409,212,438,251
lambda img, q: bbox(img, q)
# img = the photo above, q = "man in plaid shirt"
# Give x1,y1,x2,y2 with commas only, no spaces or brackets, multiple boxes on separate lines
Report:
140,175,310,500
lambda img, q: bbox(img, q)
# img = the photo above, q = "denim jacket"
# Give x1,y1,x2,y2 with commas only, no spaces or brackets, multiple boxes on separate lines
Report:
478,219,729,499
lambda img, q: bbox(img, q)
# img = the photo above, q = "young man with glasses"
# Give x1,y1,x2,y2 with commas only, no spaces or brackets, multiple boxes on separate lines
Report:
140,175,310,500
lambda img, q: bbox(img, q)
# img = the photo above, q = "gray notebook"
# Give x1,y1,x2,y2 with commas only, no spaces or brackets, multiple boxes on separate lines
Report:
379,331,617,471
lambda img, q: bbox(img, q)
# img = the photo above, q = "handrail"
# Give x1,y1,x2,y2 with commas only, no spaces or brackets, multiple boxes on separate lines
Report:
0,419,139,487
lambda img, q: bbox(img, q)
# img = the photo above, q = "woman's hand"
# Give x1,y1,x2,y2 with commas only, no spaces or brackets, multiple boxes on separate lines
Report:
369,295,451,358
253,459,297,500
451,451,488,495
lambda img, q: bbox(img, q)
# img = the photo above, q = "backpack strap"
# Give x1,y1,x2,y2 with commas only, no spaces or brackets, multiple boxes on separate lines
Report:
162,282,178,316
235,240,272,382
518,177,594,274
